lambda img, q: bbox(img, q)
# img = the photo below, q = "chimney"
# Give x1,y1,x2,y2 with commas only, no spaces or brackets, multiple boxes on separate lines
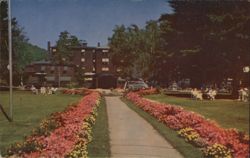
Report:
47,41,51,52
97,42,100,47
47,41,51,61
82,40,87,47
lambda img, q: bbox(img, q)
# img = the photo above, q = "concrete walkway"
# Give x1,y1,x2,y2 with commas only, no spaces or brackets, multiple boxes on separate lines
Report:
106,96,183,158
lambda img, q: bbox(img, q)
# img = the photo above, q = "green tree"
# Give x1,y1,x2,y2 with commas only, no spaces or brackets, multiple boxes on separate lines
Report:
109,23,163,79
0,1,46,85
52,31,82,86
159,0,250,89
53,31,80,65
109,25,135,77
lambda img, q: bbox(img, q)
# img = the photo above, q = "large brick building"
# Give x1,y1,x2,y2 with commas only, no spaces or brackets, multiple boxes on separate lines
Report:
25,42,121,88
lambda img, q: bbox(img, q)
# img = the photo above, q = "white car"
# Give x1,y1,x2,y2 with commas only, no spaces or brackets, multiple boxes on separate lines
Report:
124,81,149,91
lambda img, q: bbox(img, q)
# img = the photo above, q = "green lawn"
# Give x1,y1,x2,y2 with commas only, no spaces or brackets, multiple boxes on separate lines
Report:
87,97,111,158
0,91,81,154
145,94,249,133
122,98,203,158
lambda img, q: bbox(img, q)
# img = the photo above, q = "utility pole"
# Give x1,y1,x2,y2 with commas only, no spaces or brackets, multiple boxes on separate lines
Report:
8,0,13,121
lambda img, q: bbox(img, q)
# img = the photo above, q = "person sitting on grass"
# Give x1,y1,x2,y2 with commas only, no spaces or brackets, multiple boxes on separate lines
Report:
191,88,203,100
190,88,195,99
238,88,244,101
30,85,38,95
40,87,46,95
47,87,53,95
242,88,249,102
51,87,58,94
207,89,217,100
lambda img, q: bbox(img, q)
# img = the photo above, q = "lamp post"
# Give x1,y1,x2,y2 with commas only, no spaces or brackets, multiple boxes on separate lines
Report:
8,0,13,121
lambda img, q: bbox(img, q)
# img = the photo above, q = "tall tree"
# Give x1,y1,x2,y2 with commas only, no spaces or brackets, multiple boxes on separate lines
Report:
159,0,250,89
0,1,46,85
52,31,81,65
109,25,136,77
109,23,163,79
52,31,82,86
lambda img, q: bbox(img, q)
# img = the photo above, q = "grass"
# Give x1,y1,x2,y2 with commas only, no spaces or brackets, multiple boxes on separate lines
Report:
0,91,81,154
145,94,249,134
121,98,203,158
87,97,111,158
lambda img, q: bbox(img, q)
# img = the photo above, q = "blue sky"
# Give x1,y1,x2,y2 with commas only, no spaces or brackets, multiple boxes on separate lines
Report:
12,0,172,49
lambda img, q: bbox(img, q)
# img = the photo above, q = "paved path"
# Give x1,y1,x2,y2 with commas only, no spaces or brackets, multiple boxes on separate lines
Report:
106,96,183,158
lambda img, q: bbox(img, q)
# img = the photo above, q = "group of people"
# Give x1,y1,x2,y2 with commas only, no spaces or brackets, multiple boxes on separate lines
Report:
238,88,249,102
191,88,203,100
30,85,58,95
190,88,217,101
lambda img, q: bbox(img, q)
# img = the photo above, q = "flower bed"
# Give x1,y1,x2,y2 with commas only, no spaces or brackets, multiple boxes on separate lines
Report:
126,92,249,158
62,88,92,95
7,91,101,158
136,88,159,96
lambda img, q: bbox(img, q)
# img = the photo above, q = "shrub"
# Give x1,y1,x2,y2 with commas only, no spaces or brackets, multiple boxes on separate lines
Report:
137,88,159,95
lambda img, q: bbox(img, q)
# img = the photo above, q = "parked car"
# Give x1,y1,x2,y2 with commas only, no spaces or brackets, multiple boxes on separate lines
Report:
124,80,149,91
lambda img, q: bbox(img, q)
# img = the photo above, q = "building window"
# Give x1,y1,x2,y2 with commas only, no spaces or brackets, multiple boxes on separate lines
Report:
63,66,68,74
81,58,85,62
50,67,55,74
102,49,109,53
81,49,85,52
93,67,95,71
51,66,55,70
41,66,45,71
63,66,68,70
117,68,122,72
81,67,85,70
102,58,109,62
85,77,93,81
52,48,56,52
102,67,109,71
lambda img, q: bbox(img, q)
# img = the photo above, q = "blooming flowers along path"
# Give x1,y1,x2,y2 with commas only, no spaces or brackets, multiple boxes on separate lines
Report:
126,91,249,158
7,91,101,158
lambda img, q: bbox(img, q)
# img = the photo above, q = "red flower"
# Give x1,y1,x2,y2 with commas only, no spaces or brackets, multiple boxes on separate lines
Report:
126,92,250,158
22,92,100,158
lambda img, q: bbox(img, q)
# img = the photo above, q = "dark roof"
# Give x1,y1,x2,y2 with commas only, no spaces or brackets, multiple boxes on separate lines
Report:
30,60,51,65
51,45,109,50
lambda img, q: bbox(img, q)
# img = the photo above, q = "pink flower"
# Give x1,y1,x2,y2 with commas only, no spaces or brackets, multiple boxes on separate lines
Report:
22,92,100,158
126,91,250,158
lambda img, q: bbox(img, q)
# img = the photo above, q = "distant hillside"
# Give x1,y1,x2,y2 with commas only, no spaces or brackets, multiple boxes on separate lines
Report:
16,42,47,71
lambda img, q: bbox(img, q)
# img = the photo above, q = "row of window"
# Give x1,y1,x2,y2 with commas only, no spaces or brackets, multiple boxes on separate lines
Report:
41,65,117,72
81,66,109,71
40,65,122,74
52,48,109,53
80,58,109,63
40,66,68,71
42,70,68,74
41,67,121,75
